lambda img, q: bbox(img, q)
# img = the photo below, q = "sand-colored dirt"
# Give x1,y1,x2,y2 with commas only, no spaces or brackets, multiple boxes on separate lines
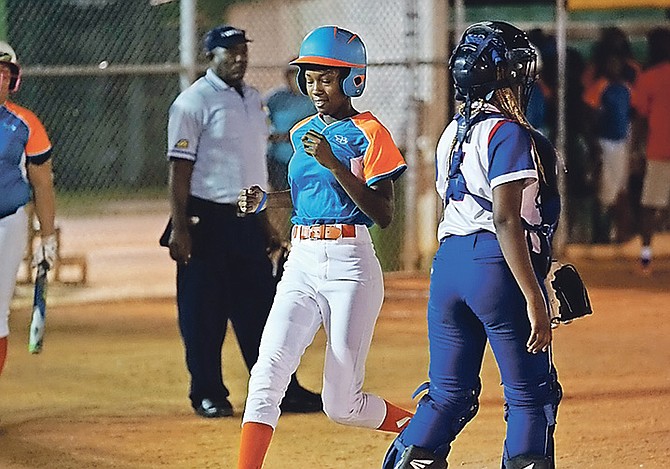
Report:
1,208,669,468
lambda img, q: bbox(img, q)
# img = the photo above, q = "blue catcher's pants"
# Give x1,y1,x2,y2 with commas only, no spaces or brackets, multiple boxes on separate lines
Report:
394,231,560,465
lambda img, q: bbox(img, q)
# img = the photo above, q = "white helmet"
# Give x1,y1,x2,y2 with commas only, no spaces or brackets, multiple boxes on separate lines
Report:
0,41,21,92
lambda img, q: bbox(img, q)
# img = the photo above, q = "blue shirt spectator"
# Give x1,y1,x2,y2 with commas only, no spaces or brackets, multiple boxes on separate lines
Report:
264,63,315,190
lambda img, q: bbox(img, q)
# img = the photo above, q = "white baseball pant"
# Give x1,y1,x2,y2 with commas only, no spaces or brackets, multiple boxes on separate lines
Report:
242,225,388,429
598,137,630,207
0,206,29,338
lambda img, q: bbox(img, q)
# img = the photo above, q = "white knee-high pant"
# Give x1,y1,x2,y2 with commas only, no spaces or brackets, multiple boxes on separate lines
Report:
242,225,387,429
0,206,29,338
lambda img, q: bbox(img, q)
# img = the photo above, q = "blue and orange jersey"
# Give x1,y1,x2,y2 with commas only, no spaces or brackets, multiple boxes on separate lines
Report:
288,111,406,227
0,101,52,218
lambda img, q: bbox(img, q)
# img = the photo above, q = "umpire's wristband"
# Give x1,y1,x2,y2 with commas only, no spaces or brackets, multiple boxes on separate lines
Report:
254,191,268,214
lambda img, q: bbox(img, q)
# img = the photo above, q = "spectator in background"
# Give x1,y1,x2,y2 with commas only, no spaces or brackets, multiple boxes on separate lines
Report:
583,27,640,243
524,32,550,137
265,61,316,192
0,41,57,377
583,52,633,244
582,27,640,93
526,29,601,244
162,25,321,418
630,27,670,276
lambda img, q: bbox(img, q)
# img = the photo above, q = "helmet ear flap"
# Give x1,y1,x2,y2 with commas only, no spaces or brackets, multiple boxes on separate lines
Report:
296,66,308,96
4,64,21,93
342,67,366,97
9,71,21,93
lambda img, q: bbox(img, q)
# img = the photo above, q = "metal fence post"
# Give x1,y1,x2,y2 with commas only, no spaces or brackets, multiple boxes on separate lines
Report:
554,0,569,256
402,0,420,271
180,0,197,90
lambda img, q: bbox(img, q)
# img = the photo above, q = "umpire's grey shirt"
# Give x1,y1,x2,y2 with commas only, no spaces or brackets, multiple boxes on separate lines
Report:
167,68,269,204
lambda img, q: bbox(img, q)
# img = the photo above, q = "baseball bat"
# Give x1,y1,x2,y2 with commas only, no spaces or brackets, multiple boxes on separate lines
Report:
29,261,49,354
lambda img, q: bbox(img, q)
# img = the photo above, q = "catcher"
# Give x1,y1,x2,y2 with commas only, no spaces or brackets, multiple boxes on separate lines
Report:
383,21,576,469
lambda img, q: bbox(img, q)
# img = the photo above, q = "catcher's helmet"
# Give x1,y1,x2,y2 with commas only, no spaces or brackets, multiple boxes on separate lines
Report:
291,26,367,97
449,21,536,102
0,41,21,93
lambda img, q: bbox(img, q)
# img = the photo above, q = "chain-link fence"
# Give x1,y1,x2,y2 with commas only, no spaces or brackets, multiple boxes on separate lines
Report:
7,0,450,279
9,0,182,197
3,0,669,288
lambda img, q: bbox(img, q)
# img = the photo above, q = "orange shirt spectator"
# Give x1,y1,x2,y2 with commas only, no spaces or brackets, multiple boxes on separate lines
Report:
631,62,670,162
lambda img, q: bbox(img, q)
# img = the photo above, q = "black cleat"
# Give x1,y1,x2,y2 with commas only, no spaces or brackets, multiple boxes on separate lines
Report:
281,386,322,414
194,398,234,418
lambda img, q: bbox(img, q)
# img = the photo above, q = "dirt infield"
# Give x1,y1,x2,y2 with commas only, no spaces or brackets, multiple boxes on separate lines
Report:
2,210,669,468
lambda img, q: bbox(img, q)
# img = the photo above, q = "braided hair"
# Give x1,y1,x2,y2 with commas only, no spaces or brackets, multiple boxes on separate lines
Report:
492,81,546,183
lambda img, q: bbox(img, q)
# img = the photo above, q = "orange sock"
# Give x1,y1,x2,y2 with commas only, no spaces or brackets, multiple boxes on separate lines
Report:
0,337,7,377
377,400,414,433
237,422,274,469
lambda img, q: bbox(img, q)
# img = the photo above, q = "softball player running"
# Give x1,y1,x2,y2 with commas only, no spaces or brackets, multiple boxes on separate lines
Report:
236,26,413,468
0,41,56,377
383,22,562,469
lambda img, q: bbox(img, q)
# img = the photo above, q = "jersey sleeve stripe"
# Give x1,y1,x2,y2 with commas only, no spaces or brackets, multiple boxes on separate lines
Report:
367,165,407,186
487,119,508,145
29,149,52,166
167,150,196,160
490,169,537,189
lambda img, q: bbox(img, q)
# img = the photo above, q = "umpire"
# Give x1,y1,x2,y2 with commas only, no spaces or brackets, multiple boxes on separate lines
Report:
164,25,321,418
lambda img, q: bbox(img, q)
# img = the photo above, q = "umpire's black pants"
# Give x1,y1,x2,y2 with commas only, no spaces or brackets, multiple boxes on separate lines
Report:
176,196,276,409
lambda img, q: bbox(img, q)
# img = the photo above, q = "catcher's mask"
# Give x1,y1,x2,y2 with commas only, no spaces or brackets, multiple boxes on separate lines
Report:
449,21,537,107
0,41,21,93
291,26,367,98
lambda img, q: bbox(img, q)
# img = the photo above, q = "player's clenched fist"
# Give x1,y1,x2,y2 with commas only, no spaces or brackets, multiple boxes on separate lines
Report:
301,130,338,170
238,185,267,214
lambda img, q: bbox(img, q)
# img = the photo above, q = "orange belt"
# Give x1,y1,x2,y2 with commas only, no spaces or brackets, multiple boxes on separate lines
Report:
292,224,357,240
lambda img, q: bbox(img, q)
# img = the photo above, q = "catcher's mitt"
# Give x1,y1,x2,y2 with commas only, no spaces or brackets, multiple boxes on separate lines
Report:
545,261,593,326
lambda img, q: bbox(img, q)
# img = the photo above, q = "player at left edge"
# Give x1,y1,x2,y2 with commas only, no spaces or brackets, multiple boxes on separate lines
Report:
0,41,57,372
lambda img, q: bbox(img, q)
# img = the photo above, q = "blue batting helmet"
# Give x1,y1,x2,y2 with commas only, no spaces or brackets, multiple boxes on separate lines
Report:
449,21,536,102
290,26,367,98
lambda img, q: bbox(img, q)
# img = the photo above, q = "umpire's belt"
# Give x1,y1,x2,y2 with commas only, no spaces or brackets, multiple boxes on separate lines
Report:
292,224,357,240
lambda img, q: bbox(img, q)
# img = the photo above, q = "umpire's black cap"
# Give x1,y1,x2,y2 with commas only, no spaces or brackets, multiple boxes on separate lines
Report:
203,25,251,53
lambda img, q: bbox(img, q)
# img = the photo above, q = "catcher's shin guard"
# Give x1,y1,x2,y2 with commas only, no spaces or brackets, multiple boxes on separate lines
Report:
503,454,552,469
393,446,447,469
382,434,406,469
383,435,449,469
